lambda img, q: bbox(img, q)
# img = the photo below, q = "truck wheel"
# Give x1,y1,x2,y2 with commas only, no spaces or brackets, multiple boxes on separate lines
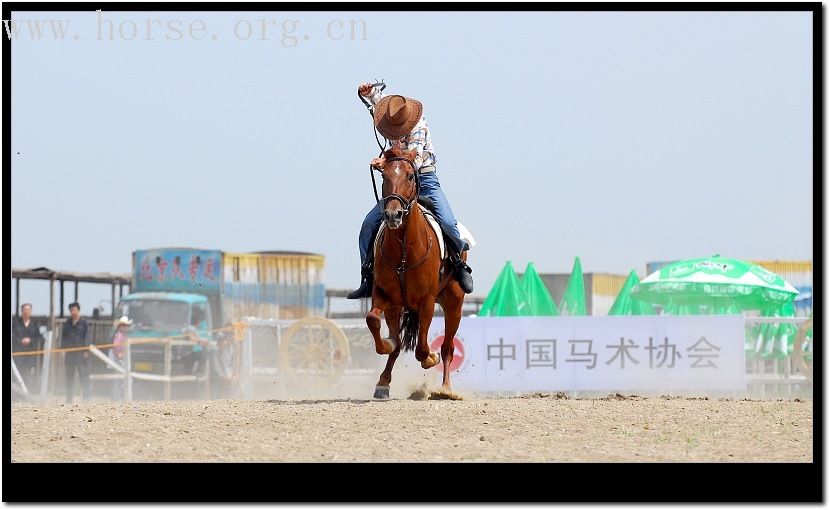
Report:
278,317,350,389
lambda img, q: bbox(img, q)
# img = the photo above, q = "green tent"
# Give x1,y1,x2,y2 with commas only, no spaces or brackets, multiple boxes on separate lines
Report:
560,257,587,316
478,261,528,316
520,262,558,316
608,270,656,316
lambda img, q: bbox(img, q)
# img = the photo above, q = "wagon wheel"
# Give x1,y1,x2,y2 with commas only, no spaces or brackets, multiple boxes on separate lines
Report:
792,318,813,384
278,317,350,389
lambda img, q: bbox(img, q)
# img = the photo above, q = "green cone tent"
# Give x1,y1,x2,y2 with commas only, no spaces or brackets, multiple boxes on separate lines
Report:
478,261,528,316
560,257,587,316
519,262,559,316
608,270,656,316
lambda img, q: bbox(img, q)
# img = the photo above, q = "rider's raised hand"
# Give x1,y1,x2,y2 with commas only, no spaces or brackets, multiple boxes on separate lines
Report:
358,82,375,97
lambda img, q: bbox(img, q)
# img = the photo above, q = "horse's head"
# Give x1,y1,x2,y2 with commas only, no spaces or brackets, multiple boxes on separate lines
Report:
379,147,418,229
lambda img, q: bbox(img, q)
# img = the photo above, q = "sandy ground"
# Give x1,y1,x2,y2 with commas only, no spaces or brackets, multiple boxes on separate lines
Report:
11,394,812,462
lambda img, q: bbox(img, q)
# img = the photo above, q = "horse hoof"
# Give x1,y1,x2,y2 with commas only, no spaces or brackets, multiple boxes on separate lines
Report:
373,386,390,399
375,338,396,355
421,352,440,369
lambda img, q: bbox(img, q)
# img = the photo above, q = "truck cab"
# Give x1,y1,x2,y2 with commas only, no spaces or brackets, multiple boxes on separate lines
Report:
114,292,214,375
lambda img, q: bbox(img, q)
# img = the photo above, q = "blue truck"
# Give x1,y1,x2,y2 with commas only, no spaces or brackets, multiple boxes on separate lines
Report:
114,247,326,394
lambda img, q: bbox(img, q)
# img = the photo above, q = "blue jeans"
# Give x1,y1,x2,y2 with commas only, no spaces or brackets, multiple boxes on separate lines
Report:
358,171,462,264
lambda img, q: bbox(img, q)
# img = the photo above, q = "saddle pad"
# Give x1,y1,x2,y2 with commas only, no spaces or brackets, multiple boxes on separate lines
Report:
457,222,476,249
374,204,446,260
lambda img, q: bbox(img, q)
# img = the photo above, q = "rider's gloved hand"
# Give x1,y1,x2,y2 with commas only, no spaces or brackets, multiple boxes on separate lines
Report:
358,82,375,97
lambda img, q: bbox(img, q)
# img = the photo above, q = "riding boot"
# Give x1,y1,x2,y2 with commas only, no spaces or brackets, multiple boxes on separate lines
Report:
347,255,375,299
450,250,474,294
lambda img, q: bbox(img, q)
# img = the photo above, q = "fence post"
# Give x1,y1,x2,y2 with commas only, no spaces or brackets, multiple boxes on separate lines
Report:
124,337,133,402
164,341,172,400
243,325,253,399
11,357,28,395
40,331,53,401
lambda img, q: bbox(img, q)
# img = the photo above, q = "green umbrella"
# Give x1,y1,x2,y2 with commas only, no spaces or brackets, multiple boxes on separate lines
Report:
520,262,559,316
560,257,587,316
608,270,657,316
631,255,798,312
479,261,528,316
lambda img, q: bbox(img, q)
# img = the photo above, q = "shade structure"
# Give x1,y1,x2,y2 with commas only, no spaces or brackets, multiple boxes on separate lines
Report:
631,255,799,312
520,262,559,316
560,257,587,316
478,261,528,316
608,270,656,316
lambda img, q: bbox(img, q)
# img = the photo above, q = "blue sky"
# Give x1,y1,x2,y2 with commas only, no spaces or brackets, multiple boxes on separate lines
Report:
11,10,813,315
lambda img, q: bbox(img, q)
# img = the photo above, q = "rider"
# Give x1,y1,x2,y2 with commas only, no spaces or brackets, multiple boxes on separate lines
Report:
348,81,474,299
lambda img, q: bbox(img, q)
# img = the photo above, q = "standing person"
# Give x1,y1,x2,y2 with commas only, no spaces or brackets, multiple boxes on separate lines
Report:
62,302,91,404
347,81,474,299
12,303,45,391
108,316,132,400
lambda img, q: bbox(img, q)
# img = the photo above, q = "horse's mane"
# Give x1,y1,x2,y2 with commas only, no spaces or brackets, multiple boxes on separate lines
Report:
384,147,417,161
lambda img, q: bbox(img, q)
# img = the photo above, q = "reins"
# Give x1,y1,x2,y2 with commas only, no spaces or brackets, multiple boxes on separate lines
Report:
359,80,387,205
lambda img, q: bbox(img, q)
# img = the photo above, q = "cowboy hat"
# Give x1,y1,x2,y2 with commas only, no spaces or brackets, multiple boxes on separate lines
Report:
373,95,423,140
114,315,133,326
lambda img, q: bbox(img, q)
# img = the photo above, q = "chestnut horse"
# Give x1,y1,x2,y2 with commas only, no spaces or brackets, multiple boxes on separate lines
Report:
368,147,466,400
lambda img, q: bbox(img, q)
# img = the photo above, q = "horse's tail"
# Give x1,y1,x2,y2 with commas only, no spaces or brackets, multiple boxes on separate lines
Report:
400,310,420,352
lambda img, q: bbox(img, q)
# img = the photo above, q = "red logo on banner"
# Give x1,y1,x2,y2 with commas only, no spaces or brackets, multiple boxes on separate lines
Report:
429,335,465,372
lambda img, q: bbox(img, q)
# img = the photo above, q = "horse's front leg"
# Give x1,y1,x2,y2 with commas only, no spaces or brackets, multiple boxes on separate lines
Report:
367,288,396,355
415,297,440,369
373,307,403,399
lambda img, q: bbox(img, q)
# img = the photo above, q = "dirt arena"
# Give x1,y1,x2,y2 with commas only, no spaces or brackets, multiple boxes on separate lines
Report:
11,394,812,462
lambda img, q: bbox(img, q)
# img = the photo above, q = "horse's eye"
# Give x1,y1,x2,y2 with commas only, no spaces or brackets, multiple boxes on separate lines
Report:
409,174,415,182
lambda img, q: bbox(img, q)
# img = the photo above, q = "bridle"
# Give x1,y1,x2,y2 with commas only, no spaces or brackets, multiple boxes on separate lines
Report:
379,157,420,216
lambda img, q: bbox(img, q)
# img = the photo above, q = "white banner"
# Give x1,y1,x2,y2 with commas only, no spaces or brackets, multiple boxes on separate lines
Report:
424,316,746,392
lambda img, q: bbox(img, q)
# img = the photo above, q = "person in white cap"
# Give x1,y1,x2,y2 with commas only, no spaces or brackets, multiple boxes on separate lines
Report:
108,316,132,400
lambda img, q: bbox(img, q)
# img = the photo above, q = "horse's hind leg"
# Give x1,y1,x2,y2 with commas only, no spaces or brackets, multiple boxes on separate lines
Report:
439,287,464,391
374,343,401,399
415,298,440,369
373,307,402,399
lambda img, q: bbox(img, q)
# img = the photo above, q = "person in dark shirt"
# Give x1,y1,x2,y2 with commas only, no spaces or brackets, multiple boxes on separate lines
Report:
12,303,45,391
62,302,91,403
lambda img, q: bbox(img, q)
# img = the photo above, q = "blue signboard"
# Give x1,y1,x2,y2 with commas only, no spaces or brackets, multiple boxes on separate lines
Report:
133,249,222,294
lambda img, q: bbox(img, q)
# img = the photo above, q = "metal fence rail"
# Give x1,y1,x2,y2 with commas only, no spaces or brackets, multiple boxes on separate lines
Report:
14,315,813,401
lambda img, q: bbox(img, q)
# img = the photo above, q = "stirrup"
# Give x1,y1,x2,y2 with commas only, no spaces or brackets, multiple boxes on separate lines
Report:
449,254,473,293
